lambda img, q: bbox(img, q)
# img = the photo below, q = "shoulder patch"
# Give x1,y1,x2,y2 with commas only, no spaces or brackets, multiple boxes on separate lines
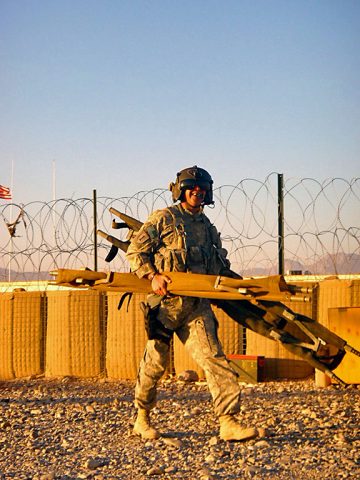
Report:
136,231,150,243
146,225,158,240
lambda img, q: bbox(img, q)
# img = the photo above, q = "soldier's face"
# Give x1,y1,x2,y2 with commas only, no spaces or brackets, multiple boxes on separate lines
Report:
183,185,206,211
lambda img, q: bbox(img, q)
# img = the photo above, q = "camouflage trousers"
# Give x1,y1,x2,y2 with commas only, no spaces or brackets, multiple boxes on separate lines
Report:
135,296,241,417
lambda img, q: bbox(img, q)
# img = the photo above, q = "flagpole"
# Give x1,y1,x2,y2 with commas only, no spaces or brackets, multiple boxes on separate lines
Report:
52,159,57,237
8,160,14,282
52,159,56,201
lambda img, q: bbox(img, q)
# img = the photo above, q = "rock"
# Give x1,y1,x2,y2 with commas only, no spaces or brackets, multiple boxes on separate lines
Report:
30,409,42,415
164,465,178,473
279,455,291,464
146,466,164,475
39,472,56,480
242,387,255,396
177,370,199,382
205,453,216,463
198,467,214,479
334,432,348,444
163,437,183,448
257,427,267,438
192,406,202,415
246,466,258,477
254,439,270,449
209,436,219,446
85,457,108,470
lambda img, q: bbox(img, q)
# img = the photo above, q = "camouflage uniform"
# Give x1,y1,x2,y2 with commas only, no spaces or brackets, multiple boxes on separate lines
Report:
126,203,241,417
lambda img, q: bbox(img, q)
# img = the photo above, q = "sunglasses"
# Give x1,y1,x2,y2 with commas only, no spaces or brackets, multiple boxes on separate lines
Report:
180,179,211,191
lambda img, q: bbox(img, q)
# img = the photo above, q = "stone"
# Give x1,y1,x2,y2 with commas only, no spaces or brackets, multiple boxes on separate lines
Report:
254,439,270,449
257,427,267,438
177,370,199,382
85,457,108,470
163,437,183,448
209,436,219,446
146,466,164,475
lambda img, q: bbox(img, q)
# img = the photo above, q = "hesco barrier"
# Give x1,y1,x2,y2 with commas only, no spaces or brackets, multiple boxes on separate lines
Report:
106,292,148,379
0,291,45,380
13,291,45,378
316,278,360,330
0,293,15,380
0,277,359,381
46,291,104,377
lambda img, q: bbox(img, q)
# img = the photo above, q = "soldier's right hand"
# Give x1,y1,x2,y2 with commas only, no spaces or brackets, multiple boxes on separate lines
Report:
151,273,172,296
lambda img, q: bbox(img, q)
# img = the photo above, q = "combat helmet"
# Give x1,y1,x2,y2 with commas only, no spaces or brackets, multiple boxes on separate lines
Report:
169,166,214,205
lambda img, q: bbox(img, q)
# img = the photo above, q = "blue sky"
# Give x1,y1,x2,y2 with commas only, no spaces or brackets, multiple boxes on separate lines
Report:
1,0,359,203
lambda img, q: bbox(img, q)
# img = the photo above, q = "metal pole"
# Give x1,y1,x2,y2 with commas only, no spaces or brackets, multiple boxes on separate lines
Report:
8,159,14,282
93,189,98,271
277,173,284,275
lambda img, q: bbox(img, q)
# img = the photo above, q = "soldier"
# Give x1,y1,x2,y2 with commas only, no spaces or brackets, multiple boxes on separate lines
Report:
126,166,258,442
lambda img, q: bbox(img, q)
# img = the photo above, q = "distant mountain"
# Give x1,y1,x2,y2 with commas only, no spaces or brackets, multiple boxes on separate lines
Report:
242,253,360,277
308,253,360,275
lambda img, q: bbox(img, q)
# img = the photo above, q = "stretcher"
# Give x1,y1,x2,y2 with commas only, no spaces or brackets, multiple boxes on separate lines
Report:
50,209,360,386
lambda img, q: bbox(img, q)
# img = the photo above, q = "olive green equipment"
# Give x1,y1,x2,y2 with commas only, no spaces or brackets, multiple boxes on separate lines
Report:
51,209,360,387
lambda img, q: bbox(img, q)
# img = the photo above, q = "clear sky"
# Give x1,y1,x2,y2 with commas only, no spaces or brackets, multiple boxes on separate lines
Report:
1,0,359,203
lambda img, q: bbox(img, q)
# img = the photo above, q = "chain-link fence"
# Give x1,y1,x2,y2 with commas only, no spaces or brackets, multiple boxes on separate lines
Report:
1,173,359,282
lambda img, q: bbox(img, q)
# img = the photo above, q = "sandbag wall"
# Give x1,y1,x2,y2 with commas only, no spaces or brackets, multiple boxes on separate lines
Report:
315,278,360,328
105,292,148,379
0,291,45,380
0,289,244,381
46,291,105,377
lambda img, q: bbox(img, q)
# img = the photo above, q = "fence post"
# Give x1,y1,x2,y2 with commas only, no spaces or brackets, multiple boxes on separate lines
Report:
277,173,284,275
93,189,98,271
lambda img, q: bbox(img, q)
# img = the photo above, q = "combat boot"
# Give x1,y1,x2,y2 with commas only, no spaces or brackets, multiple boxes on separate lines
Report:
219,414,258,441
133,408,160,440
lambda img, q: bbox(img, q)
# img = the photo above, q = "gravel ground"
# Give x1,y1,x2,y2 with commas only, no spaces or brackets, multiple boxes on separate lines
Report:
0,375,359,480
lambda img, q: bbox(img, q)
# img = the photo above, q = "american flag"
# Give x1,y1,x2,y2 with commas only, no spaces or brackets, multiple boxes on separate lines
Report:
0,185,12,200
